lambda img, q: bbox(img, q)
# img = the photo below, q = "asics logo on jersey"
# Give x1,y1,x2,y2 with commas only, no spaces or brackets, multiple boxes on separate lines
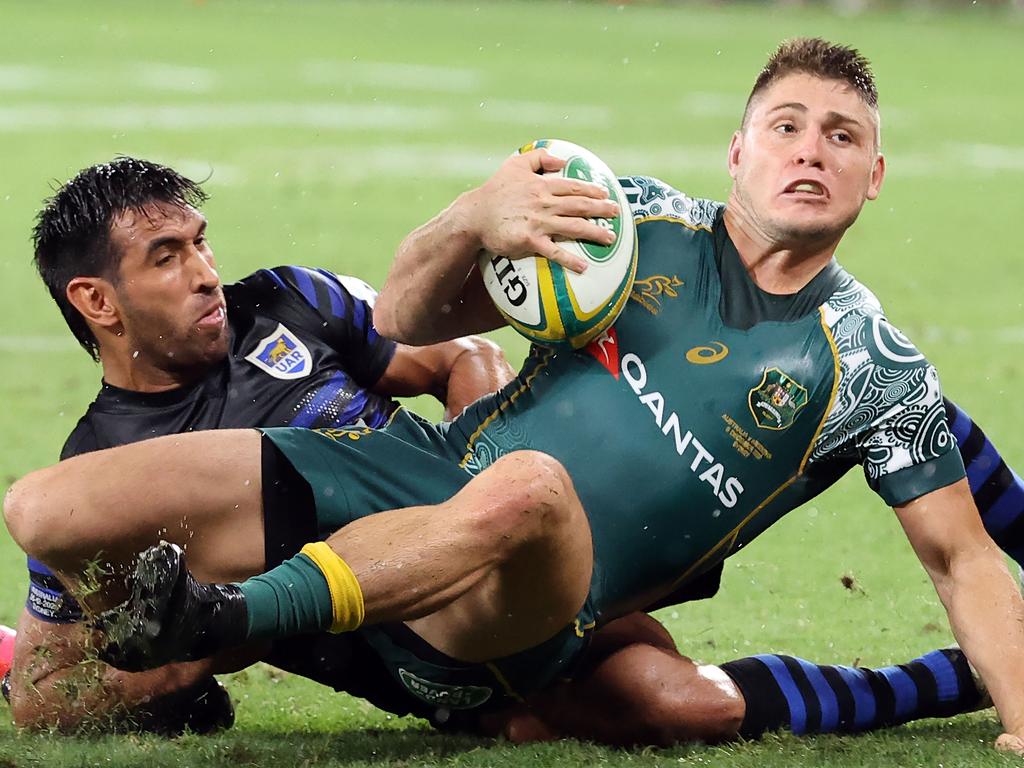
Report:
685,342,729,365
629,275,683,316
620,352,744,509
244,323,312,380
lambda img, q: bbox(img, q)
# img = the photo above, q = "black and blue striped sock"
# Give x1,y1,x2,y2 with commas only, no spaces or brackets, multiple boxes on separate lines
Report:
945,398,1024,567
719,648,983,738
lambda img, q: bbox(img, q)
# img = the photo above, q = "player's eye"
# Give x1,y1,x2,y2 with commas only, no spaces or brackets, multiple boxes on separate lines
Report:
156,253,175,267
774,123,796,135
831,131,852,144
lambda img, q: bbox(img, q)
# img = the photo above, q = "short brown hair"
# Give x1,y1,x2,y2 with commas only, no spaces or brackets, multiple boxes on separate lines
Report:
742,38,878,128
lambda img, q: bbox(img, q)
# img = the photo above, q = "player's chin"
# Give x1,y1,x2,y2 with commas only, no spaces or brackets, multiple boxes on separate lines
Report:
187,330,230,365
774,213,852,244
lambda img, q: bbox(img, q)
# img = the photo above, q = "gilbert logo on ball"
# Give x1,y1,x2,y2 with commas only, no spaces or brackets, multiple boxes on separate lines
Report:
480,139,638,350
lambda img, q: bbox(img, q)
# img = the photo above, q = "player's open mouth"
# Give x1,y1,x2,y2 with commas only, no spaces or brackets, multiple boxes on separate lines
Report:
782,181,831,199
197,304,226,328
783,180,829,199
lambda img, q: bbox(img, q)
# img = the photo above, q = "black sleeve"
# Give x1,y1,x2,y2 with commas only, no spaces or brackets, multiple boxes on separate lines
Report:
59,419,100,460
241,266,396,388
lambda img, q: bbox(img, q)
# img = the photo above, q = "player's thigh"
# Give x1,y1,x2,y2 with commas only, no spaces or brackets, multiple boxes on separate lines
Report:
7,429,264,582
407,450,593,662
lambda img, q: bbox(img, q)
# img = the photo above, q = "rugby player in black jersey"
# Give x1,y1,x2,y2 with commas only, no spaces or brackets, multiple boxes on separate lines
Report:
6,39,1024,753
1,157,515,733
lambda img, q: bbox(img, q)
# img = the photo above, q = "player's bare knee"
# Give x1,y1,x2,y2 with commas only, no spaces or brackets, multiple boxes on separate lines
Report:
3,471,50,558
475,450,580,548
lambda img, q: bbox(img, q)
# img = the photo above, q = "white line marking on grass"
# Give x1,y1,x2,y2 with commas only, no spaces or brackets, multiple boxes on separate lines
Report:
954,143,1024,172
676,92,745,118
136,64,219,93
476,100,610,127
302,61,484,93
253,145,505,182
0,103,449,131
0,336,80,352
0,65,49,91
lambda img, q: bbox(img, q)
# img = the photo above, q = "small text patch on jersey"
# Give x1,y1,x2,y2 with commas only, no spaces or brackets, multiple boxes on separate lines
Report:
397,668,492,709
245,323,312,380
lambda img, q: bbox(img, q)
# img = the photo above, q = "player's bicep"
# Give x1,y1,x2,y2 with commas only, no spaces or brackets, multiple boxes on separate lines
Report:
894,479,988,583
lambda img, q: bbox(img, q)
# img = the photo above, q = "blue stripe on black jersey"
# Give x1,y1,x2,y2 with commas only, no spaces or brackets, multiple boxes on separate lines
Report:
314,268,348,320
262,268,289,292
290,372,352,428
943,398,1024,565
287,266,320,309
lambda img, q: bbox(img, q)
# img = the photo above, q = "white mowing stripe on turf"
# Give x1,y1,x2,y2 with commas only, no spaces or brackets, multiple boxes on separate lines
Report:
0,103,448,131
0,65,49,91
135,64,219,93
476,100,611,127
0,336,81,352
302,60,484,93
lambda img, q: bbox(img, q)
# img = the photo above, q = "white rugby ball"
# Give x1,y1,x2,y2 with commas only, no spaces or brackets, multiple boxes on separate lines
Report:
479,139,637,351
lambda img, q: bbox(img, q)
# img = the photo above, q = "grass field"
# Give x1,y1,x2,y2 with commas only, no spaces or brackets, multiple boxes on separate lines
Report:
1,1,1023,765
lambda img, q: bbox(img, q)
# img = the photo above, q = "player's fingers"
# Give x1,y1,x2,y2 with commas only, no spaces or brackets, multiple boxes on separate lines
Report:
535,150,567,174
995,733,1024,754
530,237,588,274
553,216,616,246
545,176,610,199
519,149,567,174
547,194,620,221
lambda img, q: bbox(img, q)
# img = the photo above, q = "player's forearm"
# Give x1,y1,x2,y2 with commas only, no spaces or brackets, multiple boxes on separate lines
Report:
377,191,501,345
11,656,216,732
938,548,1024,735
441,336,516,419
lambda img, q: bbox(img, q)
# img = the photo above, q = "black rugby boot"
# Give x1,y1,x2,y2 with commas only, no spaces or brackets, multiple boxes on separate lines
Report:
96,541,248,671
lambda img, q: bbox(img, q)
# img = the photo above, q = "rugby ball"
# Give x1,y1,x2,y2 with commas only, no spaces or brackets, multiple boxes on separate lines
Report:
479,139,637,351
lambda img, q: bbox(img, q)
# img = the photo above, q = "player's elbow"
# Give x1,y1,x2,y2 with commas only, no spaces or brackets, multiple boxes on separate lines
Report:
372,300,401,341
4,468,60,562
9,669,64,731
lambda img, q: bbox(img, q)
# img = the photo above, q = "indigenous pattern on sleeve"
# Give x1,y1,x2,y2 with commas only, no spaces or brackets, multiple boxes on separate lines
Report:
809,277,963,505
619,176,721,229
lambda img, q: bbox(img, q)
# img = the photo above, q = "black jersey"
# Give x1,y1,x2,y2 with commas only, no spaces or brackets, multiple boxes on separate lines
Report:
27,265,397,623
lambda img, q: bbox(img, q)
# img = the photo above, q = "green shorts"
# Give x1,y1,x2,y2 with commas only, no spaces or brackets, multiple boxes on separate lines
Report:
260,413,595,718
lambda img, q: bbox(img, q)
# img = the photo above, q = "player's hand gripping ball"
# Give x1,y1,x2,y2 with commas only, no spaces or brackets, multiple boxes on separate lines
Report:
479,139,637,350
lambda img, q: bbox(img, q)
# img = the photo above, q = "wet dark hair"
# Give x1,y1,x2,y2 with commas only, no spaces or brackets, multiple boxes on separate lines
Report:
32,157,208,361
742,38,878,128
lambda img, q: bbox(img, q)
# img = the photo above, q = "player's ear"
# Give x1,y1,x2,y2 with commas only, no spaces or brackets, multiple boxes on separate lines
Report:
66,277,121,330
727,131,743,179
866,152,885,201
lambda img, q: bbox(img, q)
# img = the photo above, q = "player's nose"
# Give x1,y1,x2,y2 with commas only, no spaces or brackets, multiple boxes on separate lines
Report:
192,253,221,292
792,131,826,169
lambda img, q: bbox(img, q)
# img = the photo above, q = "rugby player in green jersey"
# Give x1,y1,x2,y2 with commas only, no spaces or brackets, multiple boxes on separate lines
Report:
6,39,1024,752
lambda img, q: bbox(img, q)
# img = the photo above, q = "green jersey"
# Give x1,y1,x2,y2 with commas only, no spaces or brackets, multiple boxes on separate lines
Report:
262,175,966,710
447,176,965,622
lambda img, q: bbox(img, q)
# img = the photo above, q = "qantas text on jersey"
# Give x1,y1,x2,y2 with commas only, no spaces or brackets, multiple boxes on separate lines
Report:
620,352,744,509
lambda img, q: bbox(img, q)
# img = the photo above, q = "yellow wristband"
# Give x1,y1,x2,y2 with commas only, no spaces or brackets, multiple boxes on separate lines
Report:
300,542,365,633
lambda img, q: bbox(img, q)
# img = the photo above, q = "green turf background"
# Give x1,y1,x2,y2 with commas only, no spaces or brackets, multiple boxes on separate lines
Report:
0,1,1022,764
